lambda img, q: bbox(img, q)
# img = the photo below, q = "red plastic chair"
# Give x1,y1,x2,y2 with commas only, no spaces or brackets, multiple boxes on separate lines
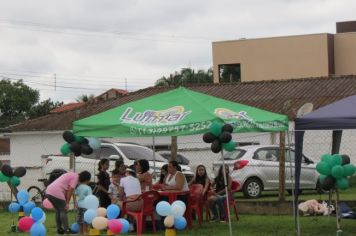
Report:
224,181,240,222
187,184,204,226
122,191,160,236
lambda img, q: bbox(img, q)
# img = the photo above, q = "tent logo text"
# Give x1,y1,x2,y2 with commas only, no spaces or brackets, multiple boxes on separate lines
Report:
215,108,253,121
120,106,191,126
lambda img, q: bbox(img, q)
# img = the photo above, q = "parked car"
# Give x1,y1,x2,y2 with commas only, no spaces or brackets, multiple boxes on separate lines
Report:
44,142,194,182
157,151,190,165
212,145,319,198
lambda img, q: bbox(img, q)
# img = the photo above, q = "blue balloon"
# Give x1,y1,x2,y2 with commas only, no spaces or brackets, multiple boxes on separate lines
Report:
31,207,44,222
156,201,171,216
174,216,187,230
84,209,97,224
87,137,101,150
30,222,46,236
8,202,20,213
107,204,120,220
83,195,99,209
23,201,36,215
17,190,29,205
119,218,130,233
71,223,79,233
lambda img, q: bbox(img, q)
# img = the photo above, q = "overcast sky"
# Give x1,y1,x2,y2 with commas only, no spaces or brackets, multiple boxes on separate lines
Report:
0,0,355,103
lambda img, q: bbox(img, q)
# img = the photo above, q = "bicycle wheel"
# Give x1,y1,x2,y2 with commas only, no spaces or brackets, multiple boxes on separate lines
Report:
27,186,44,206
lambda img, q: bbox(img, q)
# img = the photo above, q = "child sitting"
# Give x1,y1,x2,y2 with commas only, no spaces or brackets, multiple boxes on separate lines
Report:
75,171,92,234
108,171,123,205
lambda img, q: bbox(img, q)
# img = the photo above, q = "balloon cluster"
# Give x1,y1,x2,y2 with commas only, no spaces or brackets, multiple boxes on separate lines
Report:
0,164,27,187
203,122,236,153
78,195,129,234
156,201,187,231
9,190,46,235
316,154,356,191
60,131,101,157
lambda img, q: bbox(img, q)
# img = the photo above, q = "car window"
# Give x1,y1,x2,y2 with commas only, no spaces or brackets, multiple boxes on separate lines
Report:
119,145,166,162
254,149,279,162
222,149,246,160
100,147,121,159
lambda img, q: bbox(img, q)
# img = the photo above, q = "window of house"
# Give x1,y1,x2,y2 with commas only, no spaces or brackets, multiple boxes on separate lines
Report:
218,64,241,83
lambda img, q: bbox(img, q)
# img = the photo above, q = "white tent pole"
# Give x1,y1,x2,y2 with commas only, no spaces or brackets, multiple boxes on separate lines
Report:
152,136,156,180
221,150,233,236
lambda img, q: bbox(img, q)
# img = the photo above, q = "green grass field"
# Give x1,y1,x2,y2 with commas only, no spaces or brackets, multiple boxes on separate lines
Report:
1,211,356,236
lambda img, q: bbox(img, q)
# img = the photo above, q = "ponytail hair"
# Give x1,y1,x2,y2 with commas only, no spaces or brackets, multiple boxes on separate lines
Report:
98,158,109,172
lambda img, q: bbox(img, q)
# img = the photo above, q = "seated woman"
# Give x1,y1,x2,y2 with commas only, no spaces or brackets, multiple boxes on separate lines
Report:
153,164,168,190
189,164,210,196
136,159,153,191
111,159,126,183
118,167,142,212
208,165,232,222
162,161,189,192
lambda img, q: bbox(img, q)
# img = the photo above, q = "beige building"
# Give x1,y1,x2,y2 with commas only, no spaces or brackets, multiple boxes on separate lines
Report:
212,21,356,83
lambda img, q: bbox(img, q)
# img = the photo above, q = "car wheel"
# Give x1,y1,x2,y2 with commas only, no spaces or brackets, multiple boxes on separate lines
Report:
287,189,303,195
243,177,263,198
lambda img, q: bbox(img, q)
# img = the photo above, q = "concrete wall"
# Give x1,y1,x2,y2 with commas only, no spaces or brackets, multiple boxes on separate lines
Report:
334,32,356,75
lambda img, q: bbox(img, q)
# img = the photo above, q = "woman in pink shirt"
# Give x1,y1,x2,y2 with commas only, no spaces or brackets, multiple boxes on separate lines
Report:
46,171,81,234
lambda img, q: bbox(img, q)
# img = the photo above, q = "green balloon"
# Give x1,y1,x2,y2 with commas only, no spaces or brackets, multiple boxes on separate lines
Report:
210,121,223,137
10,176,20,187
343,164,356,177
223,140,236,152
316,161,332,176
60,143,71,155
319,174,327,184
321,154,332,163
331,165,344,179
0,171,10,182
74,135,85,144
329,154,342,167
336,178,349,190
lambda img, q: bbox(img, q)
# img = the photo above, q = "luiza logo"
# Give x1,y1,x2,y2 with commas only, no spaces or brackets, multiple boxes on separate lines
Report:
214,108,253,121
120,106,191,126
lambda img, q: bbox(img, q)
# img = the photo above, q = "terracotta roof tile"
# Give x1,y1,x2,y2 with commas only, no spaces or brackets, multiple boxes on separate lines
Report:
50,103,84,113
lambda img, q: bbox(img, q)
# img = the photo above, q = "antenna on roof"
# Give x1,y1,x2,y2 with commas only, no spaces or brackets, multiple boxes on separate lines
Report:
297,103,314,118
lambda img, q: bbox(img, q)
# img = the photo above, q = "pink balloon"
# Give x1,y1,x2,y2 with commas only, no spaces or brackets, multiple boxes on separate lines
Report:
108,219,123,234
18,216,35,232
43,198,53,209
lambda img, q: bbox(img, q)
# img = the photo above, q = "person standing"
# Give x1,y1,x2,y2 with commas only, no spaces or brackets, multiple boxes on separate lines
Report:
96,159,111,208
75,171,92,234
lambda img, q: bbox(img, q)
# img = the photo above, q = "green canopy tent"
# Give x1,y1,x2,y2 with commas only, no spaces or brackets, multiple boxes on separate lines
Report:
73,87,289,235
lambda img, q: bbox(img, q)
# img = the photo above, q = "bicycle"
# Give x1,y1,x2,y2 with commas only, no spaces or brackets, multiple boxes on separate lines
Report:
27,178,48,206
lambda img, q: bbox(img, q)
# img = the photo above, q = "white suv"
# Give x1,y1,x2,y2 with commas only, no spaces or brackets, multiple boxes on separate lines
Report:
212,145,319,198
45,142,194,182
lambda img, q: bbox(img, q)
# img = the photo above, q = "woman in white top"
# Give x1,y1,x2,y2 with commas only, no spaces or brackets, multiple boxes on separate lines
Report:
163,161,189,191
118,167,142,211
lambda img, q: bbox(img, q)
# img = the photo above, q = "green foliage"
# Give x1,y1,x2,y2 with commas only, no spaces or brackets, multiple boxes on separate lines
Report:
155,67,213,87
28,99,63,119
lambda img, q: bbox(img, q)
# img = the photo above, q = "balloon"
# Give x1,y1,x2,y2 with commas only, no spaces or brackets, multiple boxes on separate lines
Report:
119,218,130,233
202,132,216,143
209,122,222,137
88,137,101,150
219,132,232,143
107,204,120,220
222,123,234,133
211,139,222,153
174,216,187,230
171,200,186,213
329,154,342,167
10,176,21,187
83,195,99,209
336,178,349,190
321,175,336,191
341,155,351,165
18,216,35,232
331,165,344,179
74,135,86,144
69,142,81,154
84,209,97,224
81,143,93,155
97,207,107,217
1,164,13,177
23,201,36,215
164,215,174,228
71,223,79,234
0,171,10,182
60,143,71,156
343,164,356,177
31,207,44,222
14,167,27,178
17,190,29,205
316,161,332,176
92,216,108,230
223,140,236,152
156,201,172,216
39,212,46,224
42,199,53,209
321,154,332,163
62,131,75,143
108,219,123,234
29,222,46,236
8,202,20,213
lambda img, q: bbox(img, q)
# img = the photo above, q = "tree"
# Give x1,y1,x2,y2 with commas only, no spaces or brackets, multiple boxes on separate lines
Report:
0,79,39,128
28,99,63,119
76,94,95,103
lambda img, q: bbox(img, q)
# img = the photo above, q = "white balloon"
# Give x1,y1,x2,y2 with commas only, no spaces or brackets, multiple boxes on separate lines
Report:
171,204,185,217
83,195,99,209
